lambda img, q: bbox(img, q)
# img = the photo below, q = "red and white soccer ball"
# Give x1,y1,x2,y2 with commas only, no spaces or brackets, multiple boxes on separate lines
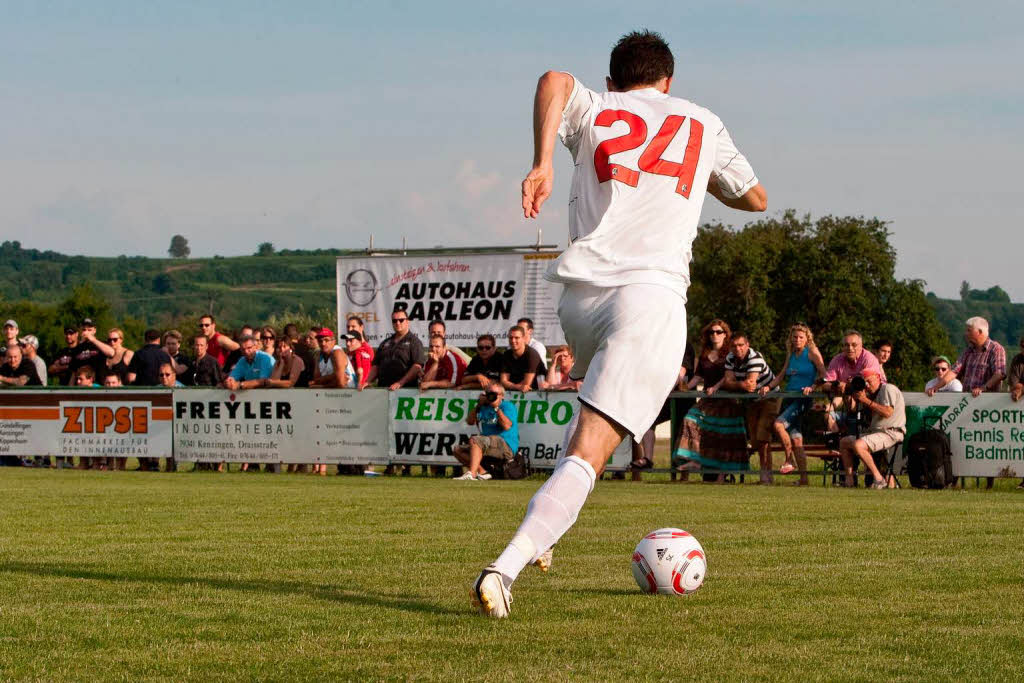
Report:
631,528,707,595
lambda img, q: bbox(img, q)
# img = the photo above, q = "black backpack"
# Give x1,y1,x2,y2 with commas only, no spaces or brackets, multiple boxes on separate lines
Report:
502,448,531,480
905,429,954,489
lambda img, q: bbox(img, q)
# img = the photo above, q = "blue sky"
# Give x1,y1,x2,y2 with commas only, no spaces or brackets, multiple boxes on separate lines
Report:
2,1,1021,299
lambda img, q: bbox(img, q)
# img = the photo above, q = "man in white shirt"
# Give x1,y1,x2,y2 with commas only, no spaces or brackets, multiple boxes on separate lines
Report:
517,317,547,366
473,30,766,617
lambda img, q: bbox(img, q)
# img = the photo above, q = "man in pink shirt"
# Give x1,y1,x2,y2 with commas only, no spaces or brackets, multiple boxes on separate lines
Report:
818,331,881,395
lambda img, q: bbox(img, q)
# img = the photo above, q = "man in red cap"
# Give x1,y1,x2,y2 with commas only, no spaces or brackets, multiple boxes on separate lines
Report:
309,328,351,388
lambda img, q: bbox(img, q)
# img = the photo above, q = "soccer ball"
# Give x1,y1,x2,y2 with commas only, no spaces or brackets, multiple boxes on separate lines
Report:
631,528,707,595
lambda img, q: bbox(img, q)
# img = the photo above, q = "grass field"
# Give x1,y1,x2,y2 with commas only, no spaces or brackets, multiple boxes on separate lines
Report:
1,469,1022,681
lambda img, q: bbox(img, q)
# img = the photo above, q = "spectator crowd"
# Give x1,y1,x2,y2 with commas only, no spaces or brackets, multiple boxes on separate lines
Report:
2,312,1023,489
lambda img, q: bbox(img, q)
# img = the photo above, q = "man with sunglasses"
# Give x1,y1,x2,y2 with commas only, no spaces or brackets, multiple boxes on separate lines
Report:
365,310,426,391
197,315,239,368
474,30,767,617
924,356,962,394
460,335,503,390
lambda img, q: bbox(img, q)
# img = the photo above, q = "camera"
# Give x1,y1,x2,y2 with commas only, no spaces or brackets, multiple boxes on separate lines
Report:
844,375,867,396
484,391,500,404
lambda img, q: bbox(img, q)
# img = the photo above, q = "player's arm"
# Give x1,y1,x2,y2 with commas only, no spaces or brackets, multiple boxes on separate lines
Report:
522,71,575,218
707,179,767,212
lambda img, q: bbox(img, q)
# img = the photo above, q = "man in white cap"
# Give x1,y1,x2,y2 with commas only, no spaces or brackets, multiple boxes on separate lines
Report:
18,335,47,386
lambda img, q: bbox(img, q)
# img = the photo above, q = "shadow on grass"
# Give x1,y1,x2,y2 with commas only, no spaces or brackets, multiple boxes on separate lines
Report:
0,561,462,616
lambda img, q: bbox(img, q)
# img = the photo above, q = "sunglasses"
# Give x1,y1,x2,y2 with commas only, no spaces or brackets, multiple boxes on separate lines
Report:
477,345,493,350
159,372,175,377
934,366,949,372
709,329,726,335
261,336,274,341
199,323,212,328
392,318,407,323
108,337,120,343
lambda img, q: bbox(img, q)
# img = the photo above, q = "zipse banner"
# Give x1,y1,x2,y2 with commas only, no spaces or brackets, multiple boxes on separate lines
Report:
337,253,566,347
0,389,172,459
903,391,1024,478
172,388,389,464
387,389,632,470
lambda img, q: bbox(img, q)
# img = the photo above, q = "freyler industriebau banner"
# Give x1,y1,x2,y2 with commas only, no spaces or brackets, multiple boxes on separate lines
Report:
337,253,566,347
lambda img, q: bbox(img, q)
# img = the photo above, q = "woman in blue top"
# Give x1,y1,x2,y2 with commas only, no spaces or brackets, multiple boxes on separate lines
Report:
768,323,825,485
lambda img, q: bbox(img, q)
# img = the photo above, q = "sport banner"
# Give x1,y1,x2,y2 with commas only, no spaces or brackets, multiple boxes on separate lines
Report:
387,389,632,470
0,389,172,459
903,391,1024,477
172,388,389,464
337,253,565,347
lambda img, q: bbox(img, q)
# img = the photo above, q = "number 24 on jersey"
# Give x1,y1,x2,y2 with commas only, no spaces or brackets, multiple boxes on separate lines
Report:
593,109,704,199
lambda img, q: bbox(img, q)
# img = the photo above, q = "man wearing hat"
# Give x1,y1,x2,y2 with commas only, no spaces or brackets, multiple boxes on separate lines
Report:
309,328,351,388
68,318,114,384
343,331,373,391
924,356,962,393
17,335,47,386
366,309,426,391
838,368,905,489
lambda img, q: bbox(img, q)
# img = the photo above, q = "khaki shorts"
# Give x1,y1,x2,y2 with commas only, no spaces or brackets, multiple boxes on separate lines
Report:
860,431,901,453
745,398,780,445
470,434,512,460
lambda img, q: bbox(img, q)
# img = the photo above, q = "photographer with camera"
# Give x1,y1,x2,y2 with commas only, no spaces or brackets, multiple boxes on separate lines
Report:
838,369,905,489
452,383,520,481
815,330,882,437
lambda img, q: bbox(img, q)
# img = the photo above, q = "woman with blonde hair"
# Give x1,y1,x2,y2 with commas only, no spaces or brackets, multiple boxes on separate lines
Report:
104,327,133,384
768,323,825,485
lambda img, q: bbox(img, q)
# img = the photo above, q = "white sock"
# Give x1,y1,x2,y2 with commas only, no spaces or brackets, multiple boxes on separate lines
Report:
491,455,596,582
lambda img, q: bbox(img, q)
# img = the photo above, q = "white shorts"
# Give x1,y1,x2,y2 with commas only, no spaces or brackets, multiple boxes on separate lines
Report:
558,282,686,442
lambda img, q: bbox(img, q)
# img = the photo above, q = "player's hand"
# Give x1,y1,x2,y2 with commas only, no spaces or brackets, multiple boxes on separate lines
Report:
522,165,554,218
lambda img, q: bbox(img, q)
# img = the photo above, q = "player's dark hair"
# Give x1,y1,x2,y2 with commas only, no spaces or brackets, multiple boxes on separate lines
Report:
609,30,674,90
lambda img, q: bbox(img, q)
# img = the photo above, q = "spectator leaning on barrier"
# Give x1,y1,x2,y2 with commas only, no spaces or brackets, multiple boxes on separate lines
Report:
428,319,472,366
721,332,778,484
928,316,1006,398
309,328,352,388
1008,337,1024,489
366,310,426,391
501,325,545,392
163,330,192,384
198,315,239,369
0,344,42,386
344,331,372,390
517,317,547,366
452,383,519,481
924,356,962,393
191,335,224,387
459,334,502,390
102,373,127,471
838,369,905,489
17,335,46,386
816,330,882,435
222,325,255,376
225,334,276,390
542,345,582,391
129,329,173,386
419,333,467,391
267,336,305,388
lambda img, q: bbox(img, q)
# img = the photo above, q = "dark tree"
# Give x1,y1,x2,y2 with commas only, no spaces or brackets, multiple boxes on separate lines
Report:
168,235,190,258
256,242,275,256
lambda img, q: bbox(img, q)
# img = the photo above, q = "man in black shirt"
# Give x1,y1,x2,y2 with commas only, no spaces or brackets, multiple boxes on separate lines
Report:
190,334,224,386
460,334,503,389
49,327,80,385
129,329,173,386
500,325,546,392
0,345,42,386
366,310,426,390
72,318,114,383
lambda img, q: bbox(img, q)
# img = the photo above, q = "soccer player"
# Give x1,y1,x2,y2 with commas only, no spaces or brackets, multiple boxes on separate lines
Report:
472,30,767,617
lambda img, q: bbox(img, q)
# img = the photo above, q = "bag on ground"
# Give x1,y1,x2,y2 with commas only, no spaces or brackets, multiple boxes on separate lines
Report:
905,428,954,489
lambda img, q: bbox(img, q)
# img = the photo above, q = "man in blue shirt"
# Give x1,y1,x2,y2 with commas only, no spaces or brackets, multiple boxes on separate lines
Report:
452,383,519,481
224,334,275,390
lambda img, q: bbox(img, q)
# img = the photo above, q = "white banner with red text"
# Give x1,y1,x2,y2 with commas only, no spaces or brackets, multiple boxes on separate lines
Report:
337,252,565,348
386,389,632,470
0,389,173,459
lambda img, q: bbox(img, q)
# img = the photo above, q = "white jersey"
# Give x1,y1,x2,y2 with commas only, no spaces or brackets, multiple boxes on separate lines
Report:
545,74,759,300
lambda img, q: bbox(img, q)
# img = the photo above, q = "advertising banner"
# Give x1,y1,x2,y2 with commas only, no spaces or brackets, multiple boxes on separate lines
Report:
0,389,172,459
903,391,1024,478
386,389,631,470
172,388,389,464
337,252,565,347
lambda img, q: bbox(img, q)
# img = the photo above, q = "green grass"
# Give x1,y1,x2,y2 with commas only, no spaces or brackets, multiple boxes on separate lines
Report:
1,470,1022,681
